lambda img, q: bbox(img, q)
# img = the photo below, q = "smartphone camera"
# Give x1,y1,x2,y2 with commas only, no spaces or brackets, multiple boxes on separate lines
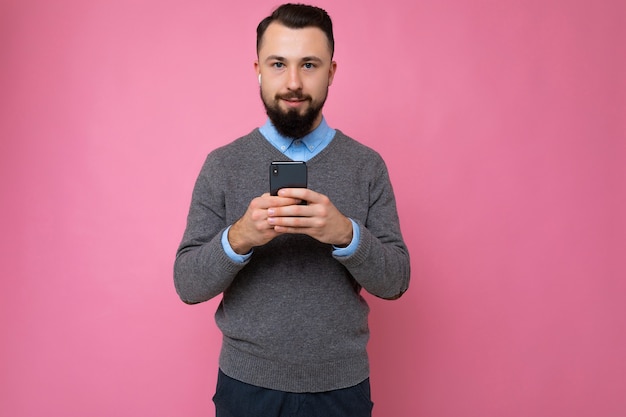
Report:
272,166,279,176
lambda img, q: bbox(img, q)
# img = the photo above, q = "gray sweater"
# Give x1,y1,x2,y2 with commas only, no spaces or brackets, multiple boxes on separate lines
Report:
174,129,410,393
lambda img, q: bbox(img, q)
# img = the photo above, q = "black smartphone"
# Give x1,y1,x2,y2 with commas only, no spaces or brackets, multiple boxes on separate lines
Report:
270,161,307,196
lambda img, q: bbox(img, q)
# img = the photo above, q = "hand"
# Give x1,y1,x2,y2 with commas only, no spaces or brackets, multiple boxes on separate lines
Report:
267,188,353,246
228,193,301,254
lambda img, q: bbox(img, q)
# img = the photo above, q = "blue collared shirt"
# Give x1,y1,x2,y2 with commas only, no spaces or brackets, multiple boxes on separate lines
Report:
260,117,336,162
222,117,360,262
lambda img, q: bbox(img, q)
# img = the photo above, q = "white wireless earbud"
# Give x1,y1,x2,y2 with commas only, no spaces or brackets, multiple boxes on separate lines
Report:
258,74,262,85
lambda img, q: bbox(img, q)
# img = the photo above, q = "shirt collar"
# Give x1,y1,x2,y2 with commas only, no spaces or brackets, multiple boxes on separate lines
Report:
260,117,334,155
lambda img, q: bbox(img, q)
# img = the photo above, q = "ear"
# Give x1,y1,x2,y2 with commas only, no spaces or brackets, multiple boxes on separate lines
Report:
254,61,260,82
328,61,337,86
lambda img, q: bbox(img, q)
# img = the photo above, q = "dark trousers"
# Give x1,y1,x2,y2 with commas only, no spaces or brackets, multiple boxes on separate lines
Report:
213,369,374,417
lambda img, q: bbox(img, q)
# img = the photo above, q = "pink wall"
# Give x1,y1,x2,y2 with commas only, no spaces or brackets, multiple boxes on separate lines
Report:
1,0,624,416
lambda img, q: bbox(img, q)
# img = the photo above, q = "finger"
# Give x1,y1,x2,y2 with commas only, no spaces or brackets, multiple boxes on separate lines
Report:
277,187,317,203
270,196,303,208
272,225,311,234
253,194,298,210
267,203,310,218
268,214,312,227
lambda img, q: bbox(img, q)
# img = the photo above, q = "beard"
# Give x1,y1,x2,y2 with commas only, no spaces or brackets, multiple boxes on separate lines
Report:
261,88,327,139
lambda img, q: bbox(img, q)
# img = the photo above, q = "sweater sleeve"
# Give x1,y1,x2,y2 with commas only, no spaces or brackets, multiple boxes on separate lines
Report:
173,154,248,304
334,160,410,300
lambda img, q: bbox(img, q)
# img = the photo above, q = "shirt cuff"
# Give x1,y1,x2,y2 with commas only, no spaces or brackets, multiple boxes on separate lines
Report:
332,219,360,257
222,226,252,263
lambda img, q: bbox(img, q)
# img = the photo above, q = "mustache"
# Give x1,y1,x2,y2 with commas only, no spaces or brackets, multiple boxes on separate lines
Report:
276,92,312,101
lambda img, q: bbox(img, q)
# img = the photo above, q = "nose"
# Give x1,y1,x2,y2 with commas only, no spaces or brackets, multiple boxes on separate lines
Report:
286,68,302,91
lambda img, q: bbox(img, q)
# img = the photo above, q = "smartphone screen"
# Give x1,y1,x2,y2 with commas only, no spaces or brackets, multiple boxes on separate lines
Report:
270,161,307,196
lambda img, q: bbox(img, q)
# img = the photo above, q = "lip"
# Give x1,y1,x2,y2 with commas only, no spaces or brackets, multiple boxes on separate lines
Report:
282,98,306,107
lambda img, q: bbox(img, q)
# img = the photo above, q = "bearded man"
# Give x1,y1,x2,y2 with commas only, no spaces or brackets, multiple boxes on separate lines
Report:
174,4,410,417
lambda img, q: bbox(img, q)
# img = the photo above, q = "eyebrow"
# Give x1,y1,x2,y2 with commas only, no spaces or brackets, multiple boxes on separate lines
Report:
264,55,325,64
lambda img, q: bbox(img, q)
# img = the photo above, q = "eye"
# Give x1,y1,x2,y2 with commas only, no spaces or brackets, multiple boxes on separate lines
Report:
303,62,316,69
272,62,285,69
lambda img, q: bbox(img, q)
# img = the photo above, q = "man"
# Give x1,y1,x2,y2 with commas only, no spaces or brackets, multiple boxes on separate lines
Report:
174,4,410,416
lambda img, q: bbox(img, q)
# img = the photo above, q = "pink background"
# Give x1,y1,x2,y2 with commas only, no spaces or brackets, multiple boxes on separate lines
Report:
1,0,624,416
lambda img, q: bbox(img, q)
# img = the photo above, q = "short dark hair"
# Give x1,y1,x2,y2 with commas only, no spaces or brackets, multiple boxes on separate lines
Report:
256,3,334,58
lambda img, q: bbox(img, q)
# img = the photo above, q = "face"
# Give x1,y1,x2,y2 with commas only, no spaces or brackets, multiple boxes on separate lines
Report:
256,22,337,138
